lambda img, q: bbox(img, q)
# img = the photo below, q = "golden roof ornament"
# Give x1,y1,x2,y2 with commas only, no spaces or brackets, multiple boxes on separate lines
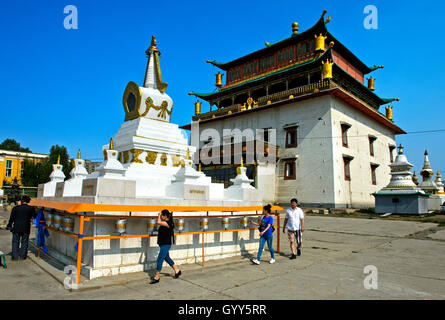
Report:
292,22,299,35
109,137,114,150
265,42,270,47
325,16,331,24
385,105,393,120
215,72,223,88
315,33,327,52
77,148,81,159
322,59,334,79
194,100,201,115
367,77,375,90
56,155,60,165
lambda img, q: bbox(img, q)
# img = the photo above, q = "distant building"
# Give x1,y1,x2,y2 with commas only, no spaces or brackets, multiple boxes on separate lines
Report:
183,11,405,208
0,149,48,186
84,160,101,174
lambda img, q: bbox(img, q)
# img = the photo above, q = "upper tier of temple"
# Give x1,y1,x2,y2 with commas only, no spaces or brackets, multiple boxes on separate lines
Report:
187,10,403,134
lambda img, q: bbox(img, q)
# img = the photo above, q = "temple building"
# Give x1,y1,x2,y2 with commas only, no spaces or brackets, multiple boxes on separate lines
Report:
182,10,405,208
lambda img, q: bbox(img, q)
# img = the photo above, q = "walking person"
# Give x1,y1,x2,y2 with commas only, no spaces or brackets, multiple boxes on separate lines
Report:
282,198,304,259
250,204,275,265
6,195,37,261
150,209,181,284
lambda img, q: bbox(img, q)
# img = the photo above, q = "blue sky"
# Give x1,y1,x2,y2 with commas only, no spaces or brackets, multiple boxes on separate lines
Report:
1,0,444,175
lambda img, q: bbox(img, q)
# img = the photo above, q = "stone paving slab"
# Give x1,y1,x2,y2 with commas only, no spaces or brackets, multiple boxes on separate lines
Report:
0,215,444,300
427,229,445,240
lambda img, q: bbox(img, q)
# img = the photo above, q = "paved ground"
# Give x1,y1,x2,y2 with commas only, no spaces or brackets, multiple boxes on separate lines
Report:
0,211,444,300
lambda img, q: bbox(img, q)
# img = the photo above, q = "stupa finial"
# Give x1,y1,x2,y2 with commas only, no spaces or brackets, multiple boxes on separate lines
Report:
77,148,81,159
143,35,168,93
109,137,114,150
398,144,404,154
56,155,60,165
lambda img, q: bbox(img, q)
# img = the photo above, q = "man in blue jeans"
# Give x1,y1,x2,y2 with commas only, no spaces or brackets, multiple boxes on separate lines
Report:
250,204,275,265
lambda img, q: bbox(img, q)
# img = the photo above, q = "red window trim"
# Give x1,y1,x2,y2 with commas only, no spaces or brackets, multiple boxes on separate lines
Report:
285,127,298,148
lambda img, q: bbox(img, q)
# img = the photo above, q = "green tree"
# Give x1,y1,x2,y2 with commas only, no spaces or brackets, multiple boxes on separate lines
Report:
0,138,31,152
22,145,73,186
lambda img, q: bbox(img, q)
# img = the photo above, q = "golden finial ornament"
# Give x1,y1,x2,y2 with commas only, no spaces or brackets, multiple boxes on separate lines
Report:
215,72,223,87
265,42,270,47
199,163,201,172
412,171,419,185
322,59,334,79
325,16,331,24
56,155,60,165
367,77,375,91
292,22,299,35
385,105,393,120
109,137,114,150
314,33,327,52
77,149,81,159
194,100,201,115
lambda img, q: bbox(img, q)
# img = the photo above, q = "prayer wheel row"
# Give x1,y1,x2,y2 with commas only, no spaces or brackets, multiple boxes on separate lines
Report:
45,212,74,233
110,216,262,234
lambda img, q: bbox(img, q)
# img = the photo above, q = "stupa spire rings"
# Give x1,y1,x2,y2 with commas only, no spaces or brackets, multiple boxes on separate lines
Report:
77,148,81,159
57,155,60,165
143,35,168,93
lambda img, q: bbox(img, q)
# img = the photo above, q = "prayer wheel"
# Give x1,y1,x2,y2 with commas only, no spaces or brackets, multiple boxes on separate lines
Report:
200,218,209,231
176,218,185,232
52,214,62,229
240,217,248,228
62,216,74,233
115,219,127,234
222,217,230,230
45,212,53,227
148,218,157,234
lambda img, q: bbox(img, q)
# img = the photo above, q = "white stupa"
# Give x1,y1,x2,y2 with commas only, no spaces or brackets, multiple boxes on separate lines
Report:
418,150,439,195
373,145,428,214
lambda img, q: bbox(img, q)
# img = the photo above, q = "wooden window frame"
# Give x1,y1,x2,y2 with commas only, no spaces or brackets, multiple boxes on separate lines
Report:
370,164,378,185
389,145,396,163
285,127,298,148
284,160,296,180
341,124,350,148
369,136,377,157
343,156,352,181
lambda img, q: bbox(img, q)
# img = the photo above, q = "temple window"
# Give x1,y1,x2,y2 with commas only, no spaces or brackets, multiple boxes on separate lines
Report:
20,161,24,177
341,123,351,148
389,147,394,163
370,164,379,185
284,160,296,180
343,156,353,181
369,135,377,156
284,126,298,148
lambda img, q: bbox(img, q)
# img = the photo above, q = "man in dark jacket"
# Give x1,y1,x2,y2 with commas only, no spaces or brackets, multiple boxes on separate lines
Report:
6,195,36,260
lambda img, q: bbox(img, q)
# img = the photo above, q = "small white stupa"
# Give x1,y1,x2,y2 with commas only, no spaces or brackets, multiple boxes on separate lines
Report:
418,150,439,195
40,156,65,197
373,145,428,214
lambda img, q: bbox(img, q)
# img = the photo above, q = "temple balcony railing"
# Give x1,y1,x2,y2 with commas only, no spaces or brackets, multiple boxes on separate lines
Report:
193,79,336,122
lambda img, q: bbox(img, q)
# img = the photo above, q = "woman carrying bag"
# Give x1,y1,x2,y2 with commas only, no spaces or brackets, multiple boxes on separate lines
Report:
150,209,182,284
249,204,275,265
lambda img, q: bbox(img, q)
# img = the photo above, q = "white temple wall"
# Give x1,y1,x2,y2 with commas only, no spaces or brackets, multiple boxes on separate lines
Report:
330,96,397,208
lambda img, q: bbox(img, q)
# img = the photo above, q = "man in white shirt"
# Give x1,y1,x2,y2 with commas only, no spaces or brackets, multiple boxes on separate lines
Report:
282,198,304,259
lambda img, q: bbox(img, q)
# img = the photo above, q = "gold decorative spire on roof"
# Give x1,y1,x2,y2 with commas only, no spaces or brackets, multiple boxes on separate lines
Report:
56,155,60,165
77,148,81,159
292,22,299,35
144,35,168,93
109,137,114,150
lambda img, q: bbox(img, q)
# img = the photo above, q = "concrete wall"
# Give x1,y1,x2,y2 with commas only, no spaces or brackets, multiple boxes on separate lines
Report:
330,96,396,208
